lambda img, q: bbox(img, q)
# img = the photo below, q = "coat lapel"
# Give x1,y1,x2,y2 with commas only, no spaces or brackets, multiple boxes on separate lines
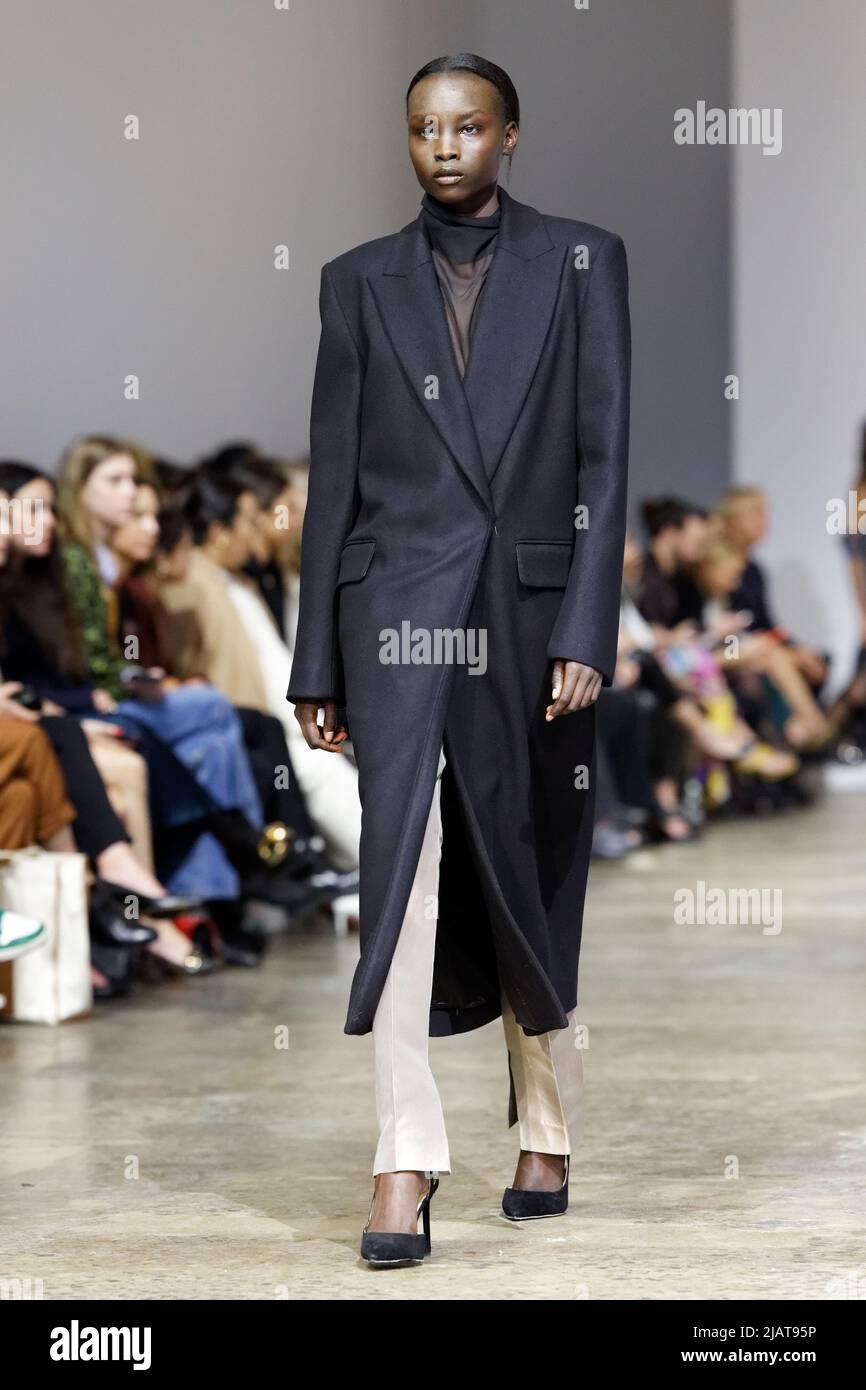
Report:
463,197,568,485
369,185,564,511
370,251,489,511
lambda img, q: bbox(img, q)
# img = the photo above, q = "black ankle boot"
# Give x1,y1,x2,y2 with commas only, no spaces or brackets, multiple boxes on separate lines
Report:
206,899,265,967
90,940,138,998
202,809,271,874
204,812,334,881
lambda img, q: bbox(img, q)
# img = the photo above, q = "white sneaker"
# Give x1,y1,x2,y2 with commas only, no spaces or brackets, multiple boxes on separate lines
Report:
0,908,47,961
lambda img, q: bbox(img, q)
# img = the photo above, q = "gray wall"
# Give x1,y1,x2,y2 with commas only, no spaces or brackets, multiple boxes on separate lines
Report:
470,0,732,515
2,0,731,515
733,0,865,685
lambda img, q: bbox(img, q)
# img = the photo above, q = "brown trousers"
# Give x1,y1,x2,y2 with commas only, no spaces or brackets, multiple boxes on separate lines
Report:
0,720,77,849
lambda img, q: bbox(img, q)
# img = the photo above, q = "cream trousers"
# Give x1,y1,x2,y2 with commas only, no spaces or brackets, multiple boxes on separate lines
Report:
371,743,584,1177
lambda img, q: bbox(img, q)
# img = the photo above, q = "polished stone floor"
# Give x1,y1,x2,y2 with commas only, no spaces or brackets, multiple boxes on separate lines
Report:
2,793,865,1300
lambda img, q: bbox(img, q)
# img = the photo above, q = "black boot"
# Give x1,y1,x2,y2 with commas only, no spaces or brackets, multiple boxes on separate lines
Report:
206,899,265,967
90,940,138,998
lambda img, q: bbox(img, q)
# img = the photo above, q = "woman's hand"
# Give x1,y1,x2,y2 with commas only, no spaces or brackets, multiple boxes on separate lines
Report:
128,671,165,703
546,659,603,719
655,620,698,649
0,681,40,721
707,609,751,640
670,619,699,644
39,699,67,716
794,645,827,684
294,700,349,751
92,688,118,713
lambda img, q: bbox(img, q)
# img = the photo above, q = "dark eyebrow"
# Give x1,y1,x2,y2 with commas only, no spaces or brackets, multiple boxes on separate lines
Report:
410,108,488,122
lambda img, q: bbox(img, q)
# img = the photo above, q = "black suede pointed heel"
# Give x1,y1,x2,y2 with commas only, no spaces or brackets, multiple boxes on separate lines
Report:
360,1175,439,1266
501,1154,569,1221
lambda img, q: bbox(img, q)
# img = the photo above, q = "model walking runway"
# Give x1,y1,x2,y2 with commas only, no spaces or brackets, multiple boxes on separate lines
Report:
288,50,629,1264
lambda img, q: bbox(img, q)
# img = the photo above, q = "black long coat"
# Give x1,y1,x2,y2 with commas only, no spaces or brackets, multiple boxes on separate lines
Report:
287,184,631,1065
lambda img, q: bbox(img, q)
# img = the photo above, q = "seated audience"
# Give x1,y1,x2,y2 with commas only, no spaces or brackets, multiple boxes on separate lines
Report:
694,538,832,751
713,485,829,690
0,458,281,958
7,416,861,985
156,462,362,872
53,439,273,905
636,498,709,631
110,468,358,906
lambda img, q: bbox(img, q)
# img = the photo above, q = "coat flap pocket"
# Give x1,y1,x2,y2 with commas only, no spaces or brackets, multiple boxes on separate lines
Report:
336,538,376,586
515,540,573,588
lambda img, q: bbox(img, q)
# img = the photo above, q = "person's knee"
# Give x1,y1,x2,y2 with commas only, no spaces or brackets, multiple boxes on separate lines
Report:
3,776,36,811
0,776,37,839
116,746,149,791
179,685,236,724
16,722,50,757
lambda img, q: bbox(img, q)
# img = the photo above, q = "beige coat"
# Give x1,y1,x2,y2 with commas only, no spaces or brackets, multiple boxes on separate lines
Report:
156,549,269,710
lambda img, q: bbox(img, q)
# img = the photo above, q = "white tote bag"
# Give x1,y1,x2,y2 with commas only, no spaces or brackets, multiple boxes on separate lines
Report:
0,847,92,1024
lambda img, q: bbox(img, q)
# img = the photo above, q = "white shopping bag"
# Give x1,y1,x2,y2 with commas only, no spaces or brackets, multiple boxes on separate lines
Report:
0,847,92,1024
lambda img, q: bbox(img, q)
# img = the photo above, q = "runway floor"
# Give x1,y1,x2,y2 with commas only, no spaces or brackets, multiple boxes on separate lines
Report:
2,792,865,1300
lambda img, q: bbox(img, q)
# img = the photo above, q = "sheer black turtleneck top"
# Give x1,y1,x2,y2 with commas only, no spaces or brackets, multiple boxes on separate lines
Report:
418,188,501,378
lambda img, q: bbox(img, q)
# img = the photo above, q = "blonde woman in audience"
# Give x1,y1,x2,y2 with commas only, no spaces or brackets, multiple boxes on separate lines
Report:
694,537,832,751
712,486,829,688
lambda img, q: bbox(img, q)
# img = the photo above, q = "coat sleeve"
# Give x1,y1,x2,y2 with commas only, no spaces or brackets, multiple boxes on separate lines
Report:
546,232,631,686
286,262,363,707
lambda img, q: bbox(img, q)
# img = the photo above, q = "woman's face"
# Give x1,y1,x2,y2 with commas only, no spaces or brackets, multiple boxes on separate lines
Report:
729,499,767,547
243,493,272,566
80,453,138,530
701,555,744,599
112,483,160,565
8,476,57,558
407,71,518,210
277,481,306,548
154,529,192,585
210,493,257,571
676,514,709,565
256,482,297,557
236,490,263,564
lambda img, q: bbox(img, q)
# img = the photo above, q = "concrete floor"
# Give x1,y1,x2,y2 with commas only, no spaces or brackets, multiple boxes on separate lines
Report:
2,793,865,1300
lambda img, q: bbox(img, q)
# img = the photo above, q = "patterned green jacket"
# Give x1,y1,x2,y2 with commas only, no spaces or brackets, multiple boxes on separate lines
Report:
61,540,127,701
